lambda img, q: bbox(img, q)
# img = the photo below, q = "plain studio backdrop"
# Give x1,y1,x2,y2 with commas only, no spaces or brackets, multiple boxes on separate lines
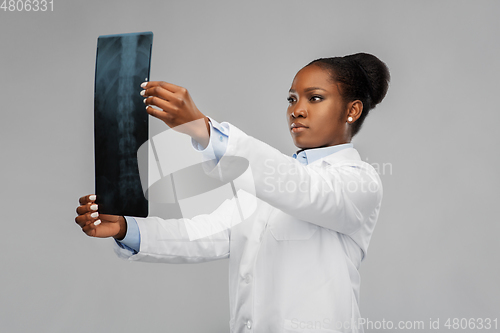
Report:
1,1,499,332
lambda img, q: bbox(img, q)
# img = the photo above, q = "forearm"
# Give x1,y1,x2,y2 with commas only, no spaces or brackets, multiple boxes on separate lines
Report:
189,117,211,149
115,195,241,263
130,215,230,264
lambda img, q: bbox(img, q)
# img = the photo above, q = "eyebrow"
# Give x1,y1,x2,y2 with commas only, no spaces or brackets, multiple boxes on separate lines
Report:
289,87,327,93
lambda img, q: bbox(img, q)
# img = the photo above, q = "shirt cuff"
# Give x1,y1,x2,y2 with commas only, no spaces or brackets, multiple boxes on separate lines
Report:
191,116,229,163
114,216,141,254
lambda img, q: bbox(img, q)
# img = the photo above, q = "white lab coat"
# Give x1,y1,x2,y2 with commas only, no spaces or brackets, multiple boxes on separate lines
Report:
115,122,383,333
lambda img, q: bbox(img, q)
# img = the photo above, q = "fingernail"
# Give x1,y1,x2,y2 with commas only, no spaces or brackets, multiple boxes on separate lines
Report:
89,195,96,201
141,82,147,88
94,220,101,226
91,212,99,218
90,204,98,211
143,98,147,104
140,90,145,96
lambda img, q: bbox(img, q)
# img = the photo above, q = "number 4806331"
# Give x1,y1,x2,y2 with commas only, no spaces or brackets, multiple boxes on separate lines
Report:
1,0,54,11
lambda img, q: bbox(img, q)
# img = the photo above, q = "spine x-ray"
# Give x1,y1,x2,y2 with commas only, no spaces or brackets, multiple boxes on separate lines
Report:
94,31,153,217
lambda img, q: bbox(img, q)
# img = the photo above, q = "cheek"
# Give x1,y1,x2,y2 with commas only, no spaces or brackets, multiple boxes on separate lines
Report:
320,104,343,126
315,105,344,136
328,102,347,125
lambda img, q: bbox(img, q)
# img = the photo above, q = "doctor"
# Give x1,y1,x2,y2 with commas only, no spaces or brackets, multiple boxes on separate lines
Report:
76,52,390,333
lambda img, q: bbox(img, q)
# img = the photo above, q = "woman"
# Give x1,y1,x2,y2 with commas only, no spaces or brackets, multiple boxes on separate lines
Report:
76,52,390,333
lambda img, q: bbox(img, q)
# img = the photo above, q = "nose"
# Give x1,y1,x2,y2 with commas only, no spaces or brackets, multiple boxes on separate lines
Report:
290,106,307,119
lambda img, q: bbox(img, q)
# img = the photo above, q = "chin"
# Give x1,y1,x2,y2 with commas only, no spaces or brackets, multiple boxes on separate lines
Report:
293,140,312,150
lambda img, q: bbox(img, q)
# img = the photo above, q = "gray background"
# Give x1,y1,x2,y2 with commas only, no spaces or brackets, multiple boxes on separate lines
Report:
1,0,499,332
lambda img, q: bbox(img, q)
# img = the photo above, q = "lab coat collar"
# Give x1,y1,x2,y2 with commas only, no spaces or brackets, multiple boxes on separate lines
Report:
294,143,355,165
309,147,363,167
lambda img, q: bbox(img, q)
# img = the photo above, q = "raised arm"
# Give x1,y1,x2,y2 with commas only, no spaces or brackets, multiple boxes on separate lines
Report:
200,123,383,235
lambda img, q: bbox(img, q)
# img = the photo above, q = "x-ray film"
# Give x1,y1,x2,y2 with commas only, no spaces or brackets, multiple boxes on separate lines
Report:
94,31,153,217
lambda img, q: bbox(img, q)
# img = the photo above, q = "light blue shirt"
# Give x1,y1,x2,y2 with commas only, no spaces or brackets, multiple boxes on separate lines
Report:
115,118,353,253
292,143,353,165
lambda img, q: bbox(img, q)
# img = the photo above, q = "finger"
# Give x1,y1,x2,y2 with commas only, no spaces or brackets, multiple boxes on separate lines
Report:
82,219,110,238
146,105,174,123
76,202,98,215
82,220,98,237
75,211,100,228
145,95,179,114
141,86,184,109
141,81,184,93
99,214,119,222
75,214,88,228
75,213,97,228
79,194,96,205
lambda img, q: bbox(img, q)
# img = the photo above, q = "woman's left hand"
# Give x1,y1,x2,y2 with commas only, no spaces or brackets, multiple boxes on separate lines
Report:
141,81,210,145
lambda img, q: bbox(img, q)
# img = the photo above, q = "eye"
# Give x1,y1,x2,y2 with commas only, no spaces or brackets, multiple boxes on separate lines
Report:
310,95,323,102
287,96,296,104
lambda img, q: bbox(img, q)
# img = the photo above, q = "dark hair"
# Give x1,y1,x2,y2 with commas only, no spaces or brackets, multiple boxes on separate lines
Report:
307,53,390,137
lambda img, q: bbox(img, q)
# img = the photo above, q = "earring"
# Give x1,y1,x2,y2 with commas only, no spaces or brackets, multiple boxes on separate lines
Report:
347,116,353,122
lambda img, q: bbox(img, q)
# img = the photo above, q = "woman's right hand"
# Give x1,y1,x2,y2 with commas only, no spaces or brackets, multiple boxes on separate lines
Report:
75,194,127,239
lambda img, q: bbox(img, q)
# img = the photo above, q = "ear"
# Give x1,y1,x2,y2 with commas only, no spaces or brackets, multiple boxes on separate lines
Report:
346,100,363,123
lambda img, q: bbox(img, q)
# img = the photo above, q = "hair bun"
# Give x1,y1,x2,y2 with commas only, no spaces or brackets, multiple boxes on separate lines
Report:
349,53,390,106
305,53,390,137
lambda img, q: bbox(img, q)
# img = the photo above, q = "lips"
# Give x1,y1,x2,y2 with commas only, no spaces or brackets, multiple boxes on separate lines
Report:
290,122,307,129
290,122,308,133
